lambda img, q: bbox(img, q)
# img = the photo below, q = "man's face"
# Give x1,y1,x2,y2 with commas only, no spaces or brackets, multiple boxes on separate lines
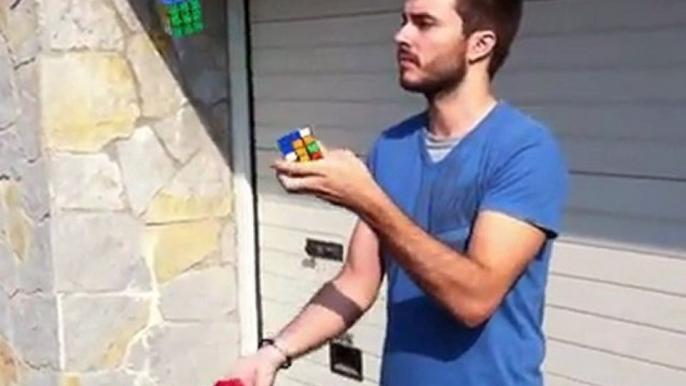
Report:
394,0,468,96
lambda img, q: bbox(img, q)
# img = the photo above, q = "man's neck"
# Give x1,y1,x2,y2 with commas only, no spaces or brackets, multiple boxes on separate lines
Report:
426,75,498,139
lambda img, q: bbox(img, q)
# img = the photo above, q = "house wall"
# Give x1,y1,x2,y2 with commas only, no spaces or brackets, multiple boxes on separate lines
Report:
1,0,57,385
0,1,240,385
248,1,686,386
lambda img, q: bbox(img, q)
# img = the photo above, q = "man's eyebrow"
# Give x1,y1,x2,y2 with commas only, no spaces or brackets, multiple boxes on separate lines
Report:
408,12,439,22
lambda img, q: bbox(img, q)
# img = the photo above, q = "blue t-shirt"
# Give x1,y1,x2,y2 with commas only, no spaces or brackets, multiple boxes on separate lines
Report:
366,101,569,386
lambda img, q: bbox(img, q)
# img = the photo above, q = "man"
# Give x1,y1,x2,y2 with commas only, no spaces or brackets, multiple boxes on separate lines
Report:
229,0,569,385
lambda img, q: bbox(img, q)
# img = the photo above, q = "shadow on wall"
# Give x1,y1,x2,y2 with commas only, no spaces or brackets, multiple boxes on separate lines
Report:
125,0,232,164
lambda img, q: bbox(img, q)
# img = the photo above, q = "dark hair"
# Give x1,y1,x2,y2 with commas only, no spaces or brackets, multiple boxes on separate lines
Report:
455,0,523,77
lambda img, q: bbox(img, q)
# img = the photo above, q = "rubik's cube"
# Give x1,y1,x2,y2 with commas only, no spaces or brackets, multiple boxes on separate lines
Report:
214,380,244,386
277,127,324,162
161,0,204,37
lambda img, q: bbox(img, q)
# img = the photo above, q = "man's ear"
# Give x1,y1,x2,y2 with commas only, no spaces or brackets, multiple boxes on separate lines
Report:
467,30,497,65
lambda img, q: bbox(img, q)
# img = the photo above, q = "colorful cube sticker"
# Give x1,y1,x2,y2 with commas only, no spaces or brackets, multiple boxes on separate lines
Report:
161,0,204,37
277,127,324,162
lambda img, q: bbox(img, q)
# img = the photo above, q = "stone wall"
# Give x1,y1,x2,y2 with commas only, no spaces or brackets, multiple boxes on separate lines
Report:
1,0,58,385
0,1,240,385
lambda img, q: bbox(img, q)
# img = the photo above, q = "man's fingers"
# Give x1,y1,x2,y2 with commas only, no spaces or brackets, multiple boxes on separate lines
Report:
277,173,322,193
272,158,324,177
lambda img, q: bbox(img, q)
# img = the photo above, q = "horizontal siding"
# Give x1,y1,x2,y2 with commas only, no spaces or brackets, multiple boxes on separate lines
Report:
544,339,686,386
250,0,686,385
257,156,686,255
252,0,686,34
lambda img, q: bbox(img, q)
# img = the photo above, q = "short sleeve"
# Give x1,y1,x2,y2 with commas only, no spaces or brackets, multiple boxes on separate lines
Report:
479,135,569,239
364,137,381,178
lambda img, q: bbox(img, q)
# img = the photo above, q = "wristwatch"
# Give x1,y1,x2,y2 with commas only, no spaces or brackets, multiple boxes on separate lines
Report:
259,338,292,369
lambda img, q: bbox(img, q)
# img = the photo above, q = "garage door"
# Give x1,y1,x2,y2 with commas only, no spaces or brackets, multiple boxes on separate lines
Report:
248,1,686,386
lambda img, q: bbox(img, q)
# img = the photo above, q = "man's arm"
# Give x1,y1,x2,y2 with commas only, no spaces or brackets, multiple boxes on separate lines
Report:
359,189,545,327
270,219,384,364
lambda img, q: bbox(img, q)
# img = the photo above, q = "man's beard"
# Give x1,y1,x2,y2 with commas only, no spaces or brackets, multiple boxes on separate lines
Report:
399,53,467,99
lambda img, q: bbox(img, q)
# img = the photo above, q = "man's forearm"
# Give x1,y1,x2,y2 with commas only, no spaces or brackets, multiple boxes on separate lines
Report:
272,278,369,363
356,187,493,327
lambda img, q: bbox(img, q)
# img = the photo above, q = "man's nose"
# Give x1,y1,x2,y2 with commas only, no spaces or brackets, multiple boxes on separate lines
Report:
394,23,412,46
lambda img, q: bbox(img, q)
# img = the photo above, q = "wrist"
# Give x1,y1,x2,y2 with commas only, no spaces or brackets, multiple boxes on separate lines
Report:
258,338,292,369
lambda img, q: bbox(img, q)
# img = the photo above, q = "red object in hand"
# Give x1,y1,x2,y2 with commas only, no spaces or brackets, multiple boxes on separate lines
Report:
214,380,244,386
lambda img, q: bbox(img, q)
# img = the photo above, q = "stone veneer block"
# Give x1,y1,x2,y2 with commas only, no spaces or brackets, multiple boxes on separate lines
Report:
144,146,232,223
0,180,32,262
4,0,39,62
10,293,59,369
51,153,125,211
110,0,152,34
62,370,136,386
41,53,139,152
0,35,16,130
145,219,222,284
126,33,186,119
116,126,177,216
151,105,206,165
0,239,16,297
16,219,52,294
61,295,150,372
53,212,150,293
148,323,239,386
159,266,236,322
43,0,124,51
0,336,21,386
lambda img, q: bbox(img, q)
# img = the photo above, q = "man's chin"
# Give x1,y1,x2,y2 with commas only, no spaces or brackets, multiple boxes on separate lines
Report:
399,79,429,94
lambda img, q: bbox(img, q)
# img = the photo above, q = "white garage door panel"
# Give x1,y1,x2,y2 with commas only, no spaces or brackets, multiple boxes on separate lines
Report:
547,275,686,333
519,0,686,37
256,68,686,105
252,0,397,22
259,225,349,257
252,0,686,34
544,340,686,386
253,45,395,75
551,242,686,296
286,356,379,386
551,311,684,369
544,373,592,386
253,13,397,50
563,212,686,258
254,27,686,75
545,307,686,370
562,139,686,181
508,27,686,71
568,175,686,223
254,101,415,139
259,196,357,235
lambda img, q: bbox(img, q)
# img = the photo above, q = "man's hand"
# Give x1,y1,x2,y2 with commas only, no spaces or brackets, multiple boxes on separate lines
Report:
271,145,380,211
226,346,286,386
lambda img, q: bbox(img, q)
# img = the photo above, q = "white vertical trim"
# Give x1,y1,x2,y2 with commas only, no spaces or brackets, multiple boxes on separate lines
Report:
228,0,259,356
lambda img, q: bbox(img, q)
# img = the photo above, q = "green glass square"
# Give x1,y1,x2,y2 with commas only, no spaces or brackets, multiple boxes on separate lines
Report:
193,21,204,32
190,0,201,9
184,25,194,35
307,142,320,153
191,9,202,20
172,27,185,37
167,6,180,16
182,14,192,24
170,15,182,26
180,2,190,12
